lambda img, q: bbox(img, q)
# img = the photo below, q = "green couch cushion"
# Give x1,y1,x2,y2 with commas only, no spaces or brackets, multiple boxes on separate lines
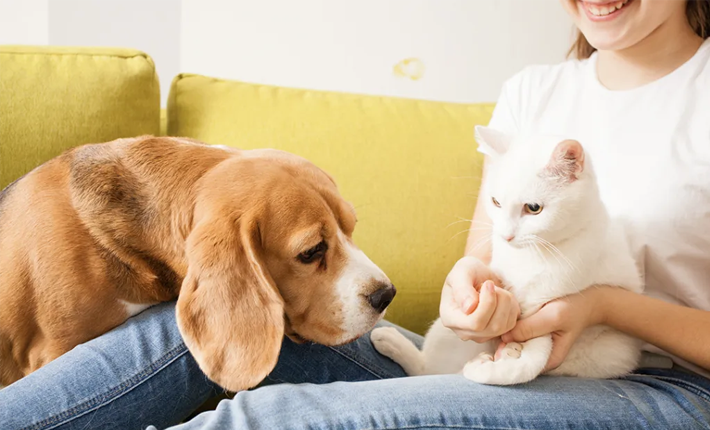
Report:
0,46,160,189
168,73,493,334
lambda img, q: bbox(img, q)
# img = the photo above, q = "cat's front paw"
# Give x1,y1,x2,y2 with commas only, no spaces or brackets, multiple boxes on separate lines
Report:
472,352,494,365
463,354,522,385
463,356,500,384
371,327,407,360
499,342,522,359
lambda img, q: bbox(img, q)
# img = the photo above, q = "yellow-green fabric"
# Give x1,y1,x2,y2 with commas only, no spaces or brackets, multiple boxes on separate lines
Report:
168,73,494,334
0,46,160,189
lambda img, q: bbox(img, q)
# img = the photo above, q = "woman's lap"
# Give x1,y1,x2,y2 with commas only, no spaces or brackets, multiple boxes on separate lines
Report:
167,372,710,430
0,302,218,430
2,302,710,430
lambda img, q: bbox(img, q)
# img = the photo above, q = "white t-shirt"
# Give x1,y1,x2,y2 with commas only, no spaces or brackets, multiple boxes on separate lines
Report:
487,38,710,376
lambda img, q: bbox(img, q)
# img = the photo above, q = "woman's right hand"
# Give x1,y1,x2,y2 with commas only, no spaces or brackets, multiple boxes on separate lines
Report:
439,256,520,343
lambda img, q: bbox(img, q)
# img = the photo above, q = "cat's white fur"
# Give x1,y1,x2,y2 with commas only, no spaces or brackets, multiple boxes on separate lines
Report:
372,126,644,385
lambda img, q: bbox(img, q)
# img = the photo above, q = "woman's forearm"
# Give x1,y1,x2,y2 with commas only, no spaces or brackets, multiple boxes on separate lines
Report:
599,287,710,371
464,159,493,264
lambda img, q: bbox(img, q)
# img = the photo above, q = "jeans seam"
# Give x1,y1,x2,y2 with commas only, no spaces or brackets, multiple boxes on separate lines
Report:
635,375,710,404
326,345,392,380
23,342,189,430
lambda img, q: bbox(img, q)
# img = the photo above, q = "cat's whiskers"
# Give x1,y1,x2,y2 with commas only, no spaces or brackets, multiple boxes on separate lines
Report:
470,219,493,227
445,228,472,244
533,237,579,293
445,217,492,229
528,241,546,266
535,235,580,274
445,219,473,229
468,234,492,254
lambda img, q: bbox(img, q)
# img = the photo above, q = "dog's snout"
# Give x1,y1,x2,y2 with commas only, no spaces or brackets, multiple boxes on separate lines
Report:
367,283,396,313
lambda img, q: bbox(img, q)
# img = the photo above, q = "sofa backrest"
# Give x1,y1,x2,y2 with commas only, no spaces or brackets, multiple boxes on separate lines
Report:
0,46,160,189
168,73,492,333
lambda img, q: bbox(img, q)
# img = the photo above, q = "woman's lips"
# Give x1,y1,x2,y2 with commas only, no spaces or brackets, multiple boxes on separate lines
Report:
580,0,632,22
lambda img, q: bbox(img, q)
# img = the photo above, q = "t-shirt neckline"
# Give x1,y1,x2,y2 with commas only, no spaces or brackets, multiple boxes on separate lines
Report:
587,38,710,95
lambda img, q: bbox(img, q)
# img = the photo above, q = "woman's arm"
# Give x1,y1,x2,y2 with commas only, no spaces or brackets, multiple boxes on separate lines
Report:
601,287,710,370
464,159,493,263
502,286,710,372
440,158,521,342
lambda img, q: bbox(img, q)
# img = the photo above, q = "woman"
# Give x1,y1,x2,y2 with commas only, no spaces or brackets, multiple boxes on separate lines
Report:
3,0,710,428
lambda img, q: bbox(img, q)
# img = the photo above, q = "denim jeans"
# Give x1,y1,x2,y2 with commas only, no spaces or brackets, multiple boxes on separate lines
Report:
2,302,710,430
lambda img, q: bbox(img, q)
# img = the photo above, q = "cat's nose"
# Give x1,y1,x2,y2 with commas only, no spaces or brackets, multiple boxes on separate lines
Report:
504,235,515,242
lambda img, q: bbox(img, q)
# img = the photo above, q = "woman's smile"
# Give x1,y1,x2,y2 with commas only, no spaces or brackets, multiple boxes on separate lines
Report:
579,0,634,22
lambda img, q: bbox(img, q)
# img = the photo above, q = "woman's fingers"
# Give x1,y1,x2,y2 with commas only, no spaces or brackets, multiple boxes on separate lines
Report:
482,286,517,335
501,306,558,344
442,280,523,342
440,284,477,332
446,256,485,314
494,340,508,360
466,281,497,332
545,332,576,371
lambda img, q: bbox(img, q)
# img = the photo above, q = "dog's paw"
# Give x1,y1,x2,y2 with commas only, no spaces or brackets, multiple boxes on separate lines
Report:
500,342,522,360
371,327,407,360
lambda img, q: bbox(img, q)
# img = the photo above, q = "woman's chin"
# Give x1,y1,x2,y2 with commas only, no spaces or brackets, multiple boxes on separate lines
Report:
578,29,638,53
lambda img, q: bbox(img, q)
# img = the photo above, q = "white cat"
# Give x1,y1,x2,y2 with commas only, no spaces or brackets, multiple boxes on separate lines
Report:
371,126,644,385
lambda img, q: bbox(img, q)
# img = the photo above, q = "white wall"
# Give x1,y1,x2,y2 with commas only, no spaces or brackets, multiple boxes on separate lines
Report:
0,0,574,105
0,0,49,45
181,0,573,103
48,0,181,103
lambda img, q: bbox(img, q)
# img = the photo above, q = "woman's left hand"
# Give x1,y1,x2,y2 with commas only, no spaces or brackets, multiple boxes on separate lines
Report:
500,287,609,371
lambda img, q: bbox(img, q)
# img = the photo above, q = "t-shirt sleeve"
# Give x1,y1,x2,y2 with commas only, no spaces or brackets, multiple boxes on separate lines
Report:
486,71,524,135
476,71,525,157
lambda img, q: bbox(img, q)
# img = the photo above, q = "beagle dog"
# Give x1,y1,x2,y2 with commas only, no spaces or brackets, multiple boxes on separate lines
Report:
0,136,396,391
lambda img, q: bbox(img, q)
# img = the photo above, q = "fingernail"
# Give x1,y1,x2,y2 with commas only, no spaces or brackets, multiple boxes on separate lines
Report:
486,281,495,293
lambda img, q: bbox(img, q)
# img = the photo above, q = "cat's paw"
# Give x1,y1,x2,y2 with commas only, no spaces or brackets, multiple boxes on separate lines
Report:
463,355,522,385
463,356,499,384
472,352,494,365
371,327,407,360
499,342,522,360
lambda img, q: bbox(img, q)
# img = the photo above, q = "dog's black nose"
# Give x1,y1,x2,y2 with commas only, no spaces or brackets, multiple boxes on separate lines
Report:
367,284,397,313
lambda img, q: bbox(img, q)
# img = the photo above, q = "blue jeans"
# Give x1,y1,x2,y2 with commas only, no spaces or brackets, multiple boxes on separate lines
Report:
2,302,710,430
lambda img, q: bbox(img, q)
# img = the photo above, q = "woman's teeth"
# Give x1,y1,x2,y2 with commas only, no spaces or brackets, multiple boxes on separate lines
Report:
586,0,629,16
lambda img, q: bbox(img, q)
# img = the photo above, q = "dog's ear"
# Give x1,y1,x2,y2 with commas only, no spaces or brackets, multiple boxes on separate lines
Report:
176,214,284,392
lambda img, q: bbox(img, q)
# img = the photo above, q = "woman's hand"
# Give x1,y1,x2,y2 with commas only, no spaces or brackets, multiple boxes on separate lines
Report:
440,256,520,343
501,287,607,371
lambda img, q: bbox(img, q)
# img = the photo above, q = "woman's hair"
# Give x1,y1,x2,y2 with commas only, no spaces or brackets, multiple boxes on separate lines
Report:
568,0,710,59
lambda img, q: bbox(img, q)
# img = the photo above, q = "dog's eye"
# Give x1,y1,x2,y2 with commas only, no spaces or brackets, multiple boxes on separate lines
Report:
298,241,328,264
524,203,543,215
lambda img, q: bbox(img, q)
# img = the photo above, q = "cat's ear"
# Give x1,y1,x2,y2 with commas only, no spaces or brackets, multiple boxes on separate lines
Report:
545,139,585,182
474,126,513,158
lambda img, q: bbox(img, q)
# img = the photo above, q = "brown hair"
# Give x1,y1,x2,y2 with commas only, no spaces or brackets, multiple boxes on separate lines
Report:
568,0,710,59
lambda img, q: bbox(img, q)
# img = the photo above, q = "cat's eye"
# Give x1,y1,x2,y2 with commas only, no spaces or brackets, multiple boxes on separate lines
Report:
297,241,328,264
491,197,501,208
524,203,543,215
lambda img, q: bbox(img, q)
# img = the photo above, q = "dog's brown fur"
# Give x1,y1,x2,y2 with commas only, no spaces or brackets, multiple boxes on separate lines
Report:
0,136,383,391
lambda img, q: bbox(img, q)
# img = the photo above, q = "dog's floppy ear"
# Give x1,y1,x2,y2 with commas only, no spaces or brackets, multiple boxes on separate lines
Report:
176,214,284,392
